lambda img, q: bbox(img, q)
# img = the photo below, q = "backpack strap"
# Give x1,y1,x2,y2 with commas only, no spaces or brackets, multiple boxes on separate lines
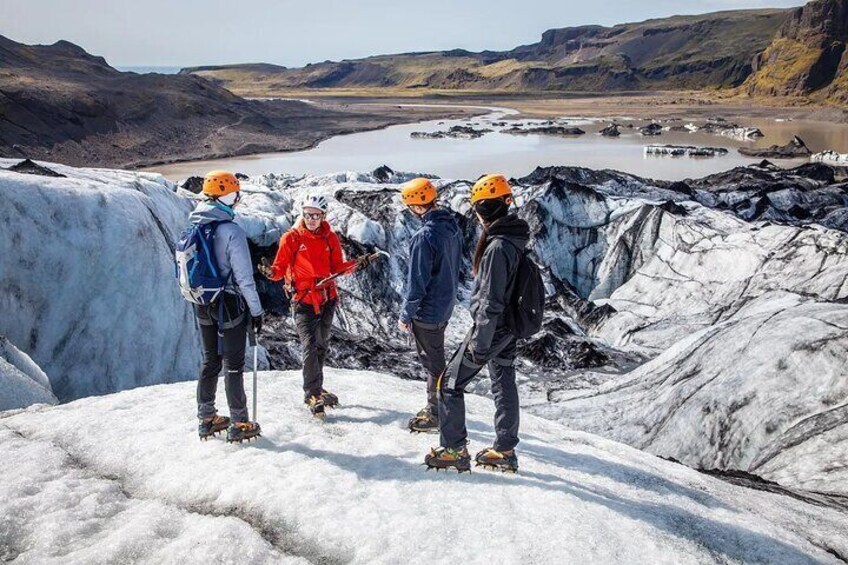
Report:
206,219,239,354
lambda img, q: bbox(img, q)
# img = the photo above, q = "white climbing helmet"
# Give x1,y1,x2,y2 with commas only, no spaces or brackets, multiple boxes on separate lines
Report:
300,194,329,214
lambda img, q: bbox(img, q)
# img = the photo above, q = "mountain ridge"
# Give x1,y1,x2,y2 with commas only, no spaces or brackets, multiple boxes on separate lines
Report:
0,35,467,168
182,8,791,95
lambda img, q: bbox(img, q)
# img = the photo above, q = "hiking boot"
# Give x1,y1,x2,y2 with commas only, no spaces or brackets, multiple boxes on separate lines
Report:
198,415,230,440
424,446,471,473
307,395,326,419
320,389,339,408
408,409,439,433
475,448,519,473
226,421,261,443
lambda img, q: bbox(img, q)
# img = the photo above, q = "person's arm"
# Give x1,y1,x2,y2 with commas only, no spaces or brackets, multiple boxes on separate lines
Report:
227,228,264,317
328,230,357,274
400,233,434,325
268,232,297,281
470,241,512,357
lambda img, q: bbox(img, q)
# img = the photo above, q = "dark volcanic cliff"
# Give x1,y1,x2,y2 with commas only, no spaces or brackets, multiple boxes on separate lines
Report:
746,0,848,102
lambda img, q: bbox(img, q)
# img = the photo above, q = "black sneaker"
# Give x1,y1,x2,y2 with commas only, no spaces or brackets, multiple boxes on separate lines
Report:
424,447,471,473
408,411,439,433
226,421,261,443
474,448,518,473
307,395,326,419
198,415,230,440
320,389,339,408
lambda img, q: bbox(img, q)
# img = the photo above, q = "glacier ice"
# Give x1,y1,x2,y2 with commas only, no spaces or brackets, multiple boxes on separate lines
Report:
1,369,845,563
0,335,57,411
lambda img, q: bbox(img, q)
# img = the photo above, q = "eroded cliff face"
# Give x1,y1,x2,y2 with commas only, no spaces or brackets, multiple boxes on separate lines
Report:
746,0,848,102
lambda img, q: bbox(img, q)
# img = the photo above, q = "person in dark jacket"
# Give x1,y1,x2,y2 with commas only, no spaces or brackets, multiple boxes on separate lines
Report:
424,174,529,473
190,171,264,443
398,178,463,433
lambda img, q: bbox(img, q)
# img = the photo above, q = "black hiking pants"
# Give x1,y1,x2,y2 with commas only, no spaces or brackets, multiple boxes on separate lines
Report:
411,320,448,418
295,299,337,399
196,294,249,423
439,328,519,452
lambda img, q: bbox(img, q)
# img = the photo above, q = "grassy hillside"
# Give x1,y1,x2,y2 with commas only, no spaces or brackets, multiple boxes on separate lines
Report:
745,0,848,103
182,9,789,96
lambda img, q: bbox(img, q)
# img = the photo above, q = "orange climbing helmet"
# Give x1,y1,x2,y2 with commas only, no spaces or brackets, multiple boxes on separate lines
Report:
470,174,512,204
400,178,438,206
202,170,240,198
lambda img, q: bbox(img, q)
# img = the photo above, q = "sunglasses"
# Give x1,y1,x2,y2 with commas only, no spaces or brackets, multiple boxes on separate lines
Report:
303,212,324,220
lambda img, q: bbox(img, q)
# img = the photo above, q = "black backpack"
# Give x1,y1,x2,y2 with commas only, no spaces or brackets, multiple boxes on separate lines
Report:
506,251,545,339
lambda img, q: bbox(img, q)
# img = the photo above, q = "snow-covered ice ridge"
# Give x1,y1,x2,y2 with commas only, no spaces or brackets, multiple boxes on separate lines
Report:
0,336,57,411
0,161,200,402
2,370,847,564
2,159,848,499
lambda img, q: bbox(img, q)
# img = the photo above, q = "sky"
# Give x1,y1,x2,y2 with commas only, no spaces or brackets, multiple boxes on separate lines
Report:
0,0,806,68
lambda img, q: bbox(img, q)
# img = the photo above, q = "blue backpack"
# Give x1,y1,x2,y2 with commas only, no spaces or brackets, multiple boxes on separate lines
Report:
175,221,231,305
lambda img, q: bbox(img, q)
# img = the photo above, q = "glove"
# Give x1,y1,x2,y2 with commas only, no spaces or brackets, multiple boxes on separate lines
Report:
251,314,264,336
355,254,373,269
257,261,273,279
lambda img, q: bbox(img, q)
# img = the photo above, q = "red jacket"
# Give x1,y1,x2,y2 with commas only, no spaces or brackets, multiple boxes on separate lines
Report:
269,220,356,312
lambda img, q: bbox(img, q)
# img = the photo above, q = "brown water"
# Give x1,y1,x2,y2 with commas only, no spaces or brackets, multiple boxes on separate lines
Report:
146,107,848,183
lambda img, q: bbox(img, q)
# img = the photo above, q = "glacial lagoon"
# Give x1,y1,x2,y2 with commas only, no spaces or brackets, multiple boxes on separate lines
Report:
147,106,848,182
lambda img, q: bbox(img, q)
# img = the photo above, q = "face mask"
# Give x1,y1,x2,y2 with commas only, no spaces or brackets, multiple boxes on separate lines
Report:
473,199,508,223
217,191,240,207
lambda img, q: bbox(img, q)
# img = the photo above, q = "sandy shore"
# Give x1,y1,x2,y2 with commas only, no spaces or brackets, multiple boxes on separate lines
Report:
282,90,848,124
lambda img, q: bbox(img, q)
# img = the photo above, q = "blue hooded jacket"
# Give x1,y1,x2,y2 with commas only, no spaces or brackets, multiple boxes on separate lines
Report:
188,200,264,318
400,208,463,325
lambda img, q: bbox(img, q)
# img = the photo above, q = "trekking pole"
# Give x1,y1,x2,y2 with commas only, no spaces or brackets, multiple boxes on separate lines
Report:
248,324,258,423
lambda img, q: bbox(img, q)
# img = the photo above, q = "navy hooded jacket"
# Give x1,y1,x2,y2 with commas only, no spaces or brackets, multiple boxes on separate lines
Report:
400,208,463,325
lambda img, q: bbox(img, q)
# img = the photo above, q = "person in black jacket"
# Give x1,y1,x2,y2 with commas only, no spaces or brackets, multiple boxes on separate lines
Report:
398,178,464,433
425,174,529,473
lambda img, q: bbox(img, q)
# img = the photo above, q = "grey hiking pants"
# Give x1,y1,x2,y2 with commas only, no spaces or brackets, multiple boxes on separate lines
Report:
411,320,448,418
439,328,518,452
196,296,249,423
295,299,337,399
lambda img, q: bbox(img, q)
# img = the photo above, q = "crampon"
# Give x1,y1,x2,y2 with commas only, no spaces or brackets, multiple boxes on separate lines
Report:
423,447,471,473
226,421,261,443
320,389,339,409
306,395,326,420
474,448,518,473
408,410,439,434
198,415,230,441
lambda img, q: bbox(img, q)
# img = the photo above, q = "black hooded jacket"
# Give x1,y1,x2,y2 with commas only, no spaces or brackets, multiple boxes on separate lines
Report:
469,213,530,356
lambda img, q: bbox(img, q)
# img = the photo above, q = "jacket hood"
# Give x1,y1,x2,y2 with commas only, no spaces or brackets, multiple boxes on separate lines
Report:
488,213,530,249
423,208,454,224
189,200,235,225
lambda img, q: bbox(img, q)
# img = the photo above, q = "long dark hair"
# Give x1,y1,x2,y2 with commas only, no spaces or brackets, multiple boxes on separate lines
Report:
472,225,489,277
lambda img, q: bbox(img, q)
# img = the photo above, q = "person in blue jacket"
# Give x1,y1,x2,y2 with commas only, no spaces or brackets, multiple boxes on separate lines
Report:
399,178,463,432
189,171,264,444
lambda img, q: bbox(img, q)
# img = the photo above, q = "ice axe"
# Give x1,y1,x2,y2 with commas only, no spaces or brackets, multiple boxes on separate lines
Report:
248,324,259,424
315,249,390,287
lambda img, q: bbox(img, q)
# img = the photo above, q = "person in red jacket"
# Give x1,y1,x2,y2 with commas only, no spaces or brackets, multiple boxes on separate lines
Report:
260,194,368,418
